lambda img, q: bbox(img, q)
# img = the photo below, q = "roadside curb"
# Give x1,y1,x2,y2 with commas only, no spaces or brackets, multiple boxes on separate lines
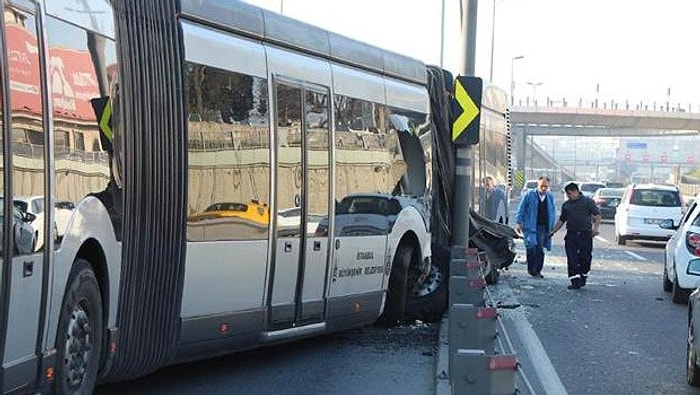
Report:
435,315,450,395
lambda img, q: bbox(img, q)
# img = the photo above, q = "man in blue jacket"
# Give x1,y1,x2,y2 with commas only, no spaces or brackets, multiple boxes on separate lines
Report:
515,176,556,278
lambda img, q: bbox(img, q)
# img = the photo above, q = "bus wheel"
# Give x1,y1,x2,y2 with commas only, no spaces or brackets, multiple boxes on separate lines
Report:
377,244,412,327
406,243,448,323
55,259,103,394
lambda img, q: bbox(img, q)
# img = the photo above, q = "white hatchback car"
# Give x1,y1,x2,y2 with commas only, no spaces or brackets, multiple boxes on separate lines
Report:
662,193,700,303
614,183,684,245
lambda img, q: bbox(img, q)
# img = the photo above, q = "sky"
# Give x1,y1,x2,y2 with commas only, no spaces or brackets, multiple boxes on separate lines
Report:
244,0,700,109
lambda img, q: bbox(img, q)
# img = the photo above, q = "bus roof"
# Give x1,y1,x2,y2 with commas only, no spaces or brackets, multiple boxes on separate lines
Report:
179,0,428,86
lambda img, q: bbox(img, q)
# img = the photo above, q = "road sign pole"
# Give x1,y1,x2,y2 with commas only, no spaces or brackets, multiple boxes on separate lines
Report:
452,0,478,247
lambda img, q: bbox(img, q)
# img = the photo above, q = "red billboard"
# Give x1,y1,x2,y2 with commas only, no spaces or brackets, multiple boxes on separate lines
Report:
6,23,100,121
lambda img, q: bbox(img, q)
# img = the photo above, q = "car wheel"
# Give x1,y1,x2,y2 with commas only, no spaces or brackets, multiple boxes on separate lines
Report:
377,244,411,327
672,275,690,304
55,259,103,394
688,317,700,387
663,264,673,293
406,243,448,323
615,232,627,246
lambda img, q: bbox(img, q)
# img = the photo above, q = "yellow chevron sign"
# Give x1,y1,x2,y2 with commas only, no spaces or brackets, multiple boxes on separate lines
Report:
451,76,482,145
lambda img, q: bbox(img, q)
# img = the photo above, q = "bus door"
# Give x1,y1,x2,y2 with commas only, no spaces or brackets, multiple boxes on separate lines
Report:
1,2,47,390
269,81,331,328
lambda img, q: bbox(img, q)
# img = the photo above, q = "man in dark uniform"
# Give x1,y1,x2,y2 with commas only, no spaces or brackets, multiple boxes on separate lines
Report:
549,182,602,289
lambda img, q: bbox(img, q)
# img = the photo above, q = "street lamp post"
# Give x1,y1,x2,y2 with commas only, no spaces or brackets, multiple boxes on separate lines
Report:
527,81,543,105
510,55,524,106
489,0,496,81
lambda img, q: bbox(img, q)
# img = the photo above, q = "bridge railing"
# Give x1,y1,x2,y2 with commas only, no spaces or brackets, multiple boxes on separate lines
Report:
515,96,698,114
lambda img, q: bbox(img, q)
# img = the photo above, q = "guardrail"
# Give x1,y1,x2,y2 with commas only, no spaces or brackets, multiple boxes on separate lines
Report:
515,96,699,114
446,246,524,394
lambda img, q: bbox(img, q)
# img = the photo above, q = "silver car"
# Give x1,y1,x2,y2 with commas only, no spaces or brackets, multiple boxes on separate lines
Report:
0,199,37,255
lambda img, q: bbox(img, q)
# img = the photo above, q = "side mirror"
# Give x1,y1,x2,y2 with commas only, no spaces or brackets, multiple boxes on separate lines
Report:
658,219,678,230
23,212,36,223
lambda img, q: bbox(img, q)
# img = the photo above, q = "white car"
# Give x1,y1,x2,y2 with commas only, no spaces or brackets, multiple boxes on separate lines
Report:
13,196,75,251
578,181,606,198
614,183,684,246
662,192,700,303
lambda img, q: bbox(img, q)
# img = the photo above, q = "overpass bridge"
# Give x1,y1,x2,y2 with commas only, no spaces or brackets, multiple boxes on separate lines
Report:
509,103,700,186
510,105,700,137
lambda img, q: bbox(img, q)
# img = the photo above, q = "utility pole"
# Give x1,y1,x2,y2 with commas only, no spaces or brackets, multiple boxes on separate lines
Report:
452,0,478,247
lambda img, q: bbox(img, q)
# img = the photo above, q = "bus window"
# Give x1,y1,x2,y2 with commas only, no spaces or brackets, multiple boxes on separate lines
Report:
6,7,44,254
185,62,271,241
45,15,118,242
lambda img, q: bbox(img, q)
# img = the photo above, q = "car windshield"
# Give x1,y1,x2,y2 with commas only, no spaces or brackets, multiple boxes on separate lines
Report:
606,182,624,188
205,203,248,212
630,189,680,207
525,181,538,189
596,188,624,198
13,200,28,213
580,183,605,193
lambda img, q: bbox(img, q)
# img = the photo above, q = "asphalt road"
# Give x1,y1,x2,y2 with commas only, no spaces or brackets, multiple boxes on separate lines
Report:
95,321,439,395
489,218,698,394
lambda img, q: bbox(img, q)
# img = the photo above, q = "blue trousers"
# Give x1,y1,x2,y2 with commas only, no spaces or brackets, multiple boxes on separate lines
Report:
565,230,593,286
526,224,548,274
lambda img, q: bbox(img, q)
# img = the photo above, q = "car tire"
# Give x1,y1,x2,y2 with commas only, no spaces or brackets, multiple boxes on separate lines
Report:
688,317,700,387
672,275,690,304
615,232,627,246
55,259,103,394
377,244,411,327
484,260,500,285
663,265,673,293
406,243,448,323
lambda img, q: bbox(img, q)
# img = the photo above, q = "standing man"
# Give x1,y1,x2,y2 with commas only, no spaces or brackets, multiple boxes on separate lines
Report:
549,182,601,289
481,176,506,222
515,176,556,278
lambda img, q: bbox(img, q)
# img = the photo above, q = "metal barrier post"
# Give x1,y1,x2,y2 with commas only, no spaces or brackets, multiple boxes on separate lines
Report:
449,304,497,353
451,350,518,395
448,304,497,379
449,275,485,307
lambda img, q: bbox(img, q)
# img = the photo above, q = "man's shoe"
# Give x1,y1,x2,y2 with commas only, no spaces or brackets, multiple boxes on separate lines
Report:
567,284,581,290
535,273,544,278
581,276,587,286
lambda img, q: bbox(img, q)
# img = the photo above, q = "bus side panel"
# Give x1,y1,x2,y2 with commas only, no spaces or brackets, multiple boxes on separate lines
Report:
181,242,268,316
178,20,270,347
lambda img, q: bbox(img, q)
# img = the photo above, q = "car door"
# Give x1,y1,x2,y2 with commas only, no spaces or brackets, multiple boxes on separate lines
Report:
668,201,699,277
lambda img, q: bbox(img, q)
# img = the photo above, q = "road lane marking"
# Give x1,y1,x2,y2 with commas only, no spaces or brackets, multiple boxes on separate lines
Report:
502,307,569,395
595,235,607,243
624,251,647,261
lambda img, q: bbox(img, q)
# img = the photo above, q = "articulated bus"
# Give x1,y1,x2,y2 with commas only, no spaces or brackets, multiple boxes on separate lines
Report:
475,84,511,224
0,0,462,392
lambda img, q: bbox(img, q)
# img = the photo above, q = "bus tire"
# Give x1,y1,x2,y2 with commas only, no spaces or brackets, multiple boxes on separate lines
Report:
55,259,103,395
406,243,448,323
377,244,411,327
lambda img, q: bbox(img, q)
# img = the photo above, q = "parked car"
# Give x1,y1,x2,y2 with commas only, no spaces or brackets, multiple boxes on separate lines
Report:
661,193,700,303
592,187,625,219
0,198,37,255
614,183,684,245
604,181,625,188
13,196,75,251
686,287,700,386
578,181,606,198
